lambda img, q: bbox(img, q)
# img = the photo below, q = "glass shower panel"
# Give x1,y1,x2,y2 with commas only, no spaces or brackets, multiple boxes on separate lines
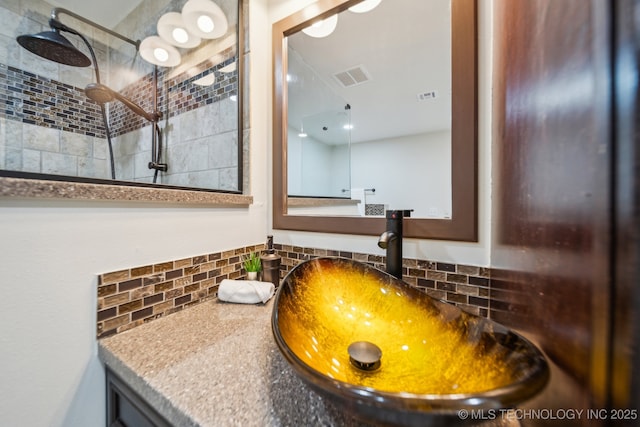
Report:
289,106,351,198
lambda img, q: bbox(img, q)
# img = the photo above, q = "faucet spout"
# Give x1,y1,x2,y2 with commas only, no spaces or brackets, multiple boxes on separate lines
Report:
378,210,404,279
377,231,397,249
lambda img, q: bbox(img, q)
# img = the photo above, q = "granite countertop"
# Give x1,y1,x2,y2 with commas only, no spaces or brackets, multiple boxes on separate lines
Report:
98,298,520,427
98,299,362,427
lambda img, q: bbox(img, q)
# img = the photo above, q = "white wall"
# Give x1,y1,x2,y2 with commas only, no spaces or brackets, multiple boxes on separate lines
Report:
351,131,452,218
0,201,268,426
0,2,270,425
266,0,493,267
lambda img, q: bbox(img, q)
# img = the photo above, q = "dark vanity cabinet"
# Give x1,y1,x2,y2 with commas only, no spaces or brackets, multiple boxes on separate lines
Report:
106,369,171,427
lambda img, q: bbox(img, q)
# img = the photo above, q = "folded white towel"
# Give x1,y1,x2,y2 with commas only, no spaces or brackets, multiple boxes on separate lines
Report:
218,279,275,304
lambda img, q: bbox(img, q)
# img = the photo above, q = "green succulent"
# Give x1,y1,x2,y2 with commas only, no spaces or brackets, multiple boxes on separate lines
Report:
243,252,262,272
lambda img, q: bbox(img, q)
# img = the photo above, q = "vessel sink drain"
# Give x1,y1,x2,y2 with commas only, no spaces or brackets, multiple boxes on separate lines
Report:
348,341,382,371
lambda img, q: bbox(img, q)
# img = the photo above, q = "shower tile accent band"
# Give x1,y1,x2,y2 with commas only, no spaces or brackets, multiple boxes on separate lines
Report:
0,63,104,137
1,54,238,140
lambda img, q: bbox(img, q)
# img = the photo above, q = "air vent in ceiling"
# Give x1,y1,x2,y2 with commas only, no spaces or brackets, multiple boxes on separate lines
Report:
333,65,372,88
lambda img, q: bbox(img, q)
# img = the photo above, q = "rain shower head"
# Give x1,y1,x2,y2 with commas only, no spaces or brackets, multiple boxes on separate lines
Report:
85,83,160,123
17,29,91,67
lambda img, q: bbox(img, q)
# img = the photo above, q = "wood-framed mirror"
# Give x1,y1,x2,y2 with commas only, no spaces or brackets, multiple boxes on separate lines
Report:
1,0,246,202
272,0,477,240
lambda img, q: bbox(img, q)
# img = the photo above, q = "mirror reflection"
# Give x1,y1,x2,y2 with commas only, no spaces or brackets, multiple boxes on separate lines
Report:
273,0,477,240
286,0,452,218
1,0,243,193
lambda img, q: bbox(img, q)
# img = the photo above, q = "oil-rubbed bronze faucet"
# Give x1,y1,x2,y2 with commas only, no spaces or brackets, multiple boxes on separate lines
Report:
378,210,408,279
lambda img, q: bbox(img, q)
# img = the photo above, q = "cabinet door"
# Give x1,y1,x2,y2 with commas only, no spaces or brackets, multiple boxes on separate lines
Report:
106,368,171,427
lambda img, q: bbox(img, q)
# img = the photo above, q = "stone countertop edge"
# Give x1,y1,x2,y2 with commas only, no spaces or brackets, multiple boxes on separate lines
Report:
0,177,253,206
97,298,365,427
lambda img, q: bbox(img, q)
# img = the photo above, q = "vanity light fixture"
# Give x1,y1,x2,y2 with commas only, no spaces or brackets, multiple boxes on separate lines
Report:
348,0,382,13
157,12,201,48
182,0,229,39
302,14,338,38
140,36,181,67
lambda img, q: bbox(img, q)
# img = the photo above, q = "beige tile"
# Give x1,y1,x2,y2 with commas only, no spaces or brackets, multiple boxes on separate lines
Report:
102,270,129,284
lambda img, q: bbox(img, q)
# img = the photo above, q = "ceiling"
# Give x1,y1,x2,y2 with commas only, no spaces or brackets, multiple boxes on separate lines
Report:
44,0,145,28
286,0,452,145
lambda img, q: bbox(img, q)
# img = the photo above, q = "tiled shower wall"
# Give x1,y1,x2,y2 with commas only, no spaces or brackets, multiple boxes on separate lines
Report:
0,0,242,191
97,243,494,338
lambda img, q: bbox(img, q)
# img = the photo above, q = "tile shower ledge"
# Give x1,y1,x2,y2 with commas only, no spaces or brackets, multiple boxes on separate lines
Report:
97,299,360,426
0,177,252,206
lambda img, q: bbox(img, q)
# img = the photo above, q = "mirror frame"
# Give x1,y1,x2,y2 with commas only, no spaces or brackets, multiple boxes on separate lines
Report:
272,0,477,240
0,0,246,200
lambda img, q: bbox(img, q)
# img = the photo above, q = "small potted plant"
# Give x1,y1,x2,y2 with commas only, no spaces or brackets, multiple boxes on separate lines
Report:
243,252,262,280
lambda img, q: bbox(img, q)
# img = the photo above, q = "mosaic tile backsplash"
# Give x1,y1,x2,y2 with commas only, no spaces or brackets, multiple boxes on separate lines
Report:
97,243,265,338
274,244,492,318
97,243,493,338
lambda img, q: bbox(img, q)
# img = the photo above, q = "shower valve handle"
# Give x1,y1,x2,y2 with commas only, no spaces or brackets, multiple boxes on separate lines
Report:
149,162,168,172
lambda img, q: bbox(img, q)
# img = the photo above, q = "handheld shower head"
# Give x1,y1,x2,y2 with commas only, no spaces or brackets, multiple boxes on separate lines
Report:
84,83,115,104
16,29,91,67
85,83,160,123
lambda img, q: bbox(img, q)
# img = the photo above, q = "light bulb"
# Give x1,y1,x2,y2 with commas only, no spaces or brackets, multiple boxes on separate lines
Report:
154,47,169,62
349,0,382,13
302,14,338,38
172,27,189,44
182,0,227,39
158,12,201,48
140,36,181,66
197,15,215,33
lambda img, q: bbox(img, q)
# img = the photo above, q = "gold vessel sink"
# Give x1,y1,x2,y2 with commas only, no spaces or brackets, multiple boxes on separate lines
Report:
271,257,549,426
